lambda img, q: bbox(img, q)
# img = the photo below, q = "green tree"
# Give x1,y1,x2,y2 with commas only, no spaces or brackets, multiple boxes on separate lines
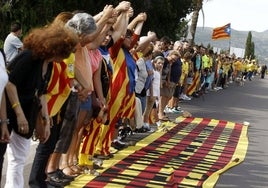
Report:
0,0,194,45
188,0,212,46
188,0,203,45
244,31,255,59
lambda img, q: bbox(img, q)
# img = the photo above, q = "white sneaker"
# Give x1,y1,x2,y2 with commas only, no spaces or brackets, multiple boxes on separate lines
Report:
182,94,191,101
143,123,150,130
164,106,173,113
171,107,183,113
176,106,181,110
179,94,185,100
156,121,161,127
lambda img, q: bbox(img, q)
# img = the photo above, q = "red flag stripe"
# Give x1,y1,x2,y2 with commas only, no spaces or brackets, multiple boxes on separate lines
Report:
166,120,225,186
119,118,210,187
198,123,242,181
83,118,246,187
86,118,195,187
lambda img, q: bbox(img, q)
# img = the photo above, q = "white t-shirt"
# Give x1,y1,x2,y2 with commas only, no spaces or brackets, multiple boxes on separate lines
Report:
0,52,8,104
135,58,148,94
4,33,23,62
147,70,161,97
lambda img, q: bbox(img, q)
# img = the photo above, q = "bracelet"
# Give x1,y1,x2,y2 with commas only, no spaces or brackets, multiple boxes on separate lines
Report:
0,119,10,125
12,102,20,109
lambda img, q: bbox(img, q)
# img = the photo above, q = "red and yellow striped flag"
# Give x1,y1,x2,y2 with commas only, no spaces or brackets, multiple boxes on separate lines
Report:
212,23,231,40
46,53,75,117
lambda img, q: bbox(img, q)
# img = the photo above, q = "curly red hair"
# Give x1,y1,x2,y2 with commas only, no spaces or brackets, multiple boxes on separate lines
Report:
23,24,78,60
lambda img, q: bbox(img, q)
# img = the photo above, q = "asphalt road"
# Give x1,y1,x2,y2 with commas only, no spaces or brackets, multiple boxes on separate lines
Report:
1,75,268,188
180,75,268,188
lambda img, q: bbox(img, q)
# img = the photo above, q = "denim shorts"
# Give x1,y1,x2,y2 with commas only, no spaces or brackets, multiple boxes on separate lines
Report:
80,95,92,110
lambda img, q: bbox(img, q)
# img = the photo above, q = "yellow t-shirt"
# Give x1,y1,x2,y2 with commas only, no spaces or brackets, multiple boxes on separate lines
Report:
63,53,75,78
222,62,229,75
202,55,210,69
247,63,254,71
180,59,189,84
233,60,243,71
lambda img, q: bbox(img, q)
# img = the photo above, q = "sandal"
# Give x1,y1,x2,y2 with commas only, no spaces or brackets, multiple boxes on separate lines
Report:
61,166,79,177
69,164,83,174
159,116,169,121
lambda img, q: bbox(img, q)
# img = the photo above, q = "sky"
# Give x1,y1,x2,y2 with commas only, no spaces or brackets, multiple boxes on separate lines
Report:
195,0,268,32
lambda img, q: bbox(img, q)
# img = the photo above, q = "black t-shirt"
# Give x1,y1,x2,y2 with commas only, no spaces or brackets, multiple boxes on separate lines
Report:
162,58,170,82
7,49,52,138
162,58,182,83
170,59,182,83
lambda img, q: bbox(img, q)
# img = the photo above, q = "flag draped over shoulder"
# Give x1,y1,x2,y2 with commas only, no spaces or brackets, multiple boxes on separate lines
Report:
212,23,231,40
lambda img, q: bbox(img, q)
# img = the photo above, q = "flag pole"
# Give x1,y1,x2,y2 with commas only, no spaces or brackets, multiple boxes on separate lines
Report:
228,24,231,54
229,37,231,54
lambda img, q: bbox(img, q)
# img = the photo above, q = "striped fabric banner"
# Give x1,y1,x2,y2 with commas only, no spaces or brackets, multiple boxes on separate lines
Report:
212,23,231,40
68,117,248,188
46,61,71,117
187,72,200,96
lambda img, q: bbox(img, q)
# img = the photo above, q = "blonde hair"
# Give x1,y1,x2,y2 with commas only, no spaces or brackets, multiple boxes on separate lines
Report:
168,50,180,57
142,43,154,57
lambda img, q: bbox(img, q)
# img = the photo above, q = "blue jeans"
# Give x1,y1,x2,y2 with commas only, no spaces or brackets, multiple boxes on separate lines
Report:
247,71,253,80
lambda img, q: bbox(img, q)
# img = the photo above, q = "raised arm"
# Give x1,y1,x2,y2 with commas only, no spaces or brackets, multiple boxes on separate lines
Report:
135,31,157,53
132,12,147,35
111,1,131,42
127,12,146,32
81,5,114,46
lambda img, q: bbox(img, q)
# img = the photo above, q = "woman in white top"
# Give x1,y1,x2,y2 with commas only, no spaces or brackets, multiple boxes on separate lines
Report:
0,49,10,184
0,50,10,142
143,54,164,128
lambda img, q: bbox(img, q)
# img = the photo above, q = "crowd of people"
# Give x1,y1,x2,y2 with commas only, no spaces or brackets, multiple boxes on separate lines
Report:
0,1,266,188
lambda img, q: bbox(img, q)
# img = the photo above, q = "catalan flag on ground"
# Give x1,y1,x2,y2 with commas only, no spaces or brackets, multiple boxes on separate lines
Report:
212,23,231,40
67,117,248,188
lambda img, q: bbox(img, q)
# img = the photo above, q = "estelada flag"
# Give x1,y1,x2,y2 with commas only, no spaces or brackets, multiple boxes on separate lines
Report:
46,54,75,117
212,23,231,40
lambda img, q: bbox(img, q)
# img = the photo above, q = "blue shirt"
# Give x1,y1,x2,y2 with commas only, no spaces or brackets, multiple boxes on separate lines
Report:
124,48,136,94
144,59,154,90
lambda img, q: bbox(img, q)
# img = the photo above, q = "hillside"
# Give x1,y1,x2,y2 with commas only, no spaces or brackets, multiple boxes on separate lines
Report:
194,27,268,63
